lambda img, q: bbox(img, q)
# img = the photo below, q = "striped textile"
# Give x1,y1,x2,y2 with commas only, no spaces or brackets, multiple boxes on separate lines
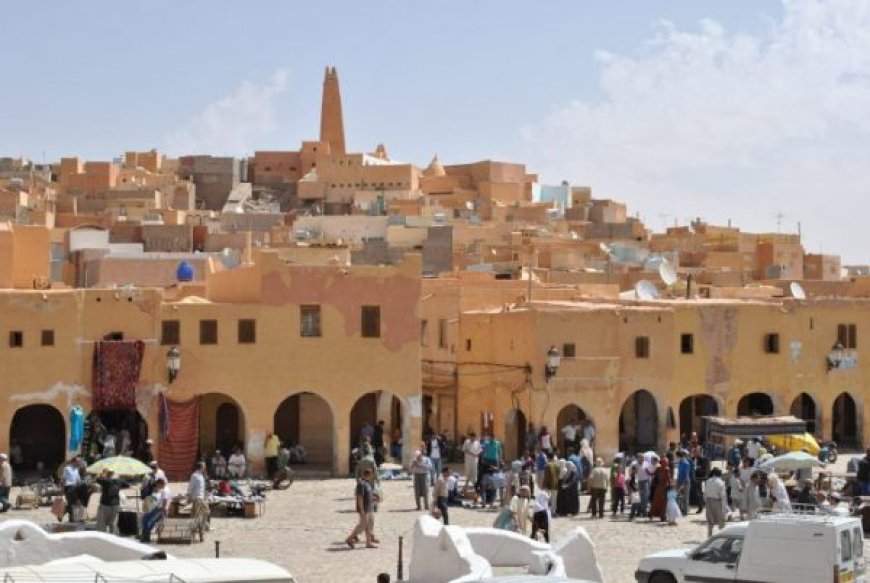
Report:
160,397,201,482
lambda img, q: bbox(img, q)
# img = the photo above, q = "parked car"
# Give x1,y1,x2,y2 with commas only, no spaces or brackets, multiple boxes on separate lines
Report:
635,514,865,583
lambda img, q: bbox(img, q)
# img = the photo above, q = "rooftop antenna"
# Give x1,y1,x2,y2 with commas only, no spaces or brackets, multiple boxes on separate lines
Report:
775,211,787,232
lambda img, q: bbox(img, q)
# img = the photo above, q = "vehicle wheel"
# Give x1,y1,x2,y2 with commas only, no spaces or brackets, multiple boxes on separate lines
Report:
649,572,677,583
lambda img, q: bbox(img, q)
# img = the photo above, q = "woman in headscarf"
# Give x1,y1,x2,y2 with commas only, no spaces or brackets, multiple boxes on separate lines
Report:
555,458,580,516
767,472,792,512
649,457,671,521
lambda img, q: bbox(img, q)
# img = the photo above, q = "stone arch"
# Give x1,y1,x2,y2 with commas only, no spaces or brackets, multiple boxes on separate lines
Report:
10,404,65,474
504,408,528,460
349,391,408,468
199,393,246,457
556,404,593,453
790,393,818,435
619,390,658,453
832,392,858,448
678,394,719,442
737,392,774,416
274,392,335,469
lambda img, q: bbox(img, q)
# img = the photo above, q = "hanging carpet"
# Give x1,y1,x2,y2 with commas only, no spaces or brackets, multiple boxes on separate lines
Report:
160,396,201,481
91,340,145,410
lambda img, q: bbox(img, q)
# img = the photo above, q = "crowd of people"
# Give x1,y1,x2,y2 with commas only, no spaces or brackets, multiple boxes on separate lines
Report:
340,421,861,549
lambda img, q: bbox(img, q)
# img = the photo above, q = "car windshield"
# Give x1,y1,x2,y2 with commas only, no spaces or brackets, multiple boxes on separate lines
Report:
692,535,744,564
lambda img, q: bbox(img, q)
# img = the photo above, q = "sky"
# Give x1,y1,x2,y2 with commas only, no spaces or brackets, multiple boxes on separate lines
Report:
1,1,868,263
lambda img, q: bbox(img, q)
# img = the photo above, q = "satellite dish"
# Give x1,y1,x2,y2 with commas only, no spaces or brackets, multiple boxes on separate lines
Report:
465,201,474,210
790,281,807,300
570,231,579,240
659,260,678,286
599,242,611,255
635,280,660,301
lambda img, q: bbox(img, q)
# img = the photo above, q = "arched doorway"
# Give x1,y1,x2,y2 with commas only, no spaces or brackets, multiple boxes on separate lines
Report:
790,393,817,435
349,391,406,468
619,390,658,453
84,408,149,461
679,395,718,442
504,409,528,460
274,392,334,468
10,404,65,474
832,392,858,448
199,393,245,457
737,393,774,416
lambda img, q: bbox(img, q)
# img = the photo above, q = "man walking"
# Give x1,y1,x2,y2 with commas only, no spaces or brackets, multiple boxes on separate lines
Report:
61,456,83,522
264,432,281,479
187,462,210,533
434,467,450,525
0,453,12,512
587,458,609,518
462,433,481,489
704,468,727,537
346,466,378,548
675,450,691,515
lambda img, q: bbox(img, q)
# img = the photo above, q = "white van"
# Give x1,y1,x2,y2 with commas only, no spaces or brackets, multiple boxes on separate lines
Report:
635,514,866,583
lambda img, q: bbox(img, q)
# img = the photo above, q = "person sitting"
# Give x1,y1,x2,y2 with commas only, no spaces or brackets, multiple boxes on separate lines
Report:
227,448,246,479
210,450,227,479
217,478,244,497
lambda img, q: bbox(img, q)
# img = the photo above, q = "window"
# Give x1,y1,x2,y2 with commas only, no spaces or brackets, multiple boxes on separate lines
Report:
41,330,55,347
361,306,381,338
680,333,694,354
838,323,858,349
438,319,448,349
238,319,256,344
853,527,863,558
9,331,23,348
635,336,650,358
466,338,472,352
692,536,743,564
420,319,429,347
764,333,780,354
841,530,852,562
562,343,576,358
199,320,218,345
300,305,322,337
161,320,180,345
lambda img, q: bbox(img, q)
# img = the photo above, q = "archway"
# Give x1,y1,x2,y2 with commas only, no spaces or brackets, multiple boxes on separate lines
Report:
737,393,774,416
679,395,718,442
274,392,334,468
832,392,858,448
84,408,149,461
619,390,658,453
10,404,65,474
504,409,528,461
199,393,245,457
790,393,817,435
349,391,406,468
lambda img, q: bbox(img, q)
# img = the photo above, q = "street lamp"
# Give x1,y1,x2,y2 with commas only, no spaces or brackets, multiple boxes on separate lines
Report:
167,346,181,383
545,345,561,382
826,342,846,372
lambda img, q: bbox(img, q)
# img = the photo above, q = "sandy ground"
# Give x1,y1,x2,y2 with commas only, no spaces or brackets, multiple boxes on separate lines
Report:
1,455,865,583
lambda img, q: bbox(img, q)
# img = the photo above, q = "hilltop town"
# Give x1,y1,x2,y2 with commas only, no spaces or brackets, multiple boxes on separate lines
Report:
1,67,868,480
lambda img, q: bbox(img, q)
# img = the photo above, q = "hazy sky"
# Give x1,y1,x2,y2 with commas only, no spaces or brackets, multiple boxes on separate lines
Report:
2,1,868,262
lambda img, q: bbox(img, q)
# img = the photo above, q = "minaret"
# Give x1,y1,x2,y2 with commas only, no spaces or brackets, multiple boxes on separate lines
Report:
319,66,346,155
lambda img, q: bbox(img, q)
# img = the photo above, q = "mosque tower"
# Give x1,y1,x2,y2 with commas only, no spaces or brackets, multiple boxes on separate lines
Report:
319,66,346,156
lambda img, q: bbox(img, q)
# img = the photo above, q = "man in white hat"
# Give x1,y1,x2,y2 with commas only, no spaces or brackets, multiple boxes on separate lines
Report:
0,453,12,512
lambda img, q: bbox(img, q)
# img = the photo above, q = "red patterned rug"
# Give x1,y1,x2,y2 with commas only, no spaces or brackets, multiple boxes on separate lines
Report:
91,340,144,410
160,396,201,481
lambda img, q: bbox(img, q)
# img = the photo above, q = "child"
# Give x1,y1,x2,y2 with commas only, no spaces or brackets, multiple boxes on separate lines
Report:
612,468,626,516
509,485,531,534
530,489,551,542
627,467,641,521
665,484,682,525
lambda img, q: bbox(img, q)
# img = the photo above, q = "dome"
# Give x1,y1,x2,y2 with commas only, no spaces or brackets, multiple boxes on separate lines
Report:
176,261,194,282
423,155,445,177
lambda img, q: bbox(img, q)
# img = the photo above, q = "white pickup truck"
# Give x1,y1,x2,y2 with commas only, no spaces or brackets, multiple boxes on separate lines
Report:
635,514,866,583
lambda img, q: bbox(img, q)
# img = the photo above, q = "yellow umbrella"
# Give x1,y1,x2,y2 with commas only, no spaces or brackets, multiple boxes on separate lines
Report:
766,433,820,455
86,455,151,477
